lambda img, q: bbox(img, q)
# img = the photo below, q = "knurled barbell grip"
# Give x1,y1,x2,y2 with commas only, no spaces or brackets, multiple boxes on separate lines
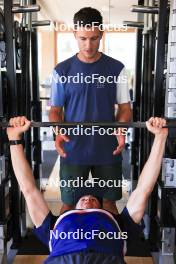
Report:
0,121,175,128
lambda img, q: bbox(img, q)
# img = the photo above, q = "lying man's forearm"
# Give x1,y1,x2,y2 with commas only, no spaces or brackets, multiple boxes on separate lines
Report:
10,144,36,194
137,134,166,195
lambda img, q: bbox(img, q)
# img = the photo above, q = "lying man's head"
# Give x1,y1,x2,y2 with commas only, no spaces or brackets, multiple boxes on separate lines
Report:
75,195,102,209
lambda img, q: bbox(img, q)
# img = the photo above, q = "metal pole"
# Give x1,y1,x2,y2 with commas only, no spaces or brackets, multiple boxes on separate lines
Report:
12,5,40,13
123,21,144,28
131,5,159,14
32,20,51,27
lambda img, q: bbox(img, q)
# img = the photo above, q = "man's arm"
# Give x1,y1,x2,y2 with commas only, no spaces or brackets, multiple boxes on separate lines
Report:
49,106,69,157
116,103,132,123
114,67,132,155
7,117,49,227
49,69,69,157
127,117,168,224
49,106,63,123
116,67,132,123
113,103,132,155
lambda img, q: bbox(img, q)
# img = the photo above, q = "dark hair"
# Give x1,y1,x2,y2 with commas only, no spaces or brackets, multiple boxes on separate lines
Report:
73,7,103,29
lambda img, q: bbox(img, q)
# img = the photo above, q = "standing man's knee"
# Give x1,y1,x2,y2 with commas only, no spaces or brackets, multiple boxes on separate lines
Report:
60,203,75,214
103,199,119,214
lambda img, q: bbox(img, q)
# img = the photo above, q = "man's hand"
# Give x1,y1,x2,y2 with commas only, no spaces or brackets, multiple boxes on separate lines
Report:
146,117,168,137
55,134,69,158
114,102,132,155
113,132,125,155
7,116,31,140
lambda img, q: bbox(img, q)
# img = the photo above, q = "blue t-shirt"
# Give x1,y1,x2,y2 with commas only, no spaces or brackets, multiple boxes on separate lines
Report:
51,53,126,165
33,207,142,263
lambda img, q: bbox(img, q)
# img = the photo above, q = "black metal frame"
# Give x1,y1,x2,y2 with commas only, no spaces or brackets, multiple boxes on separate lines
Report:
4,0,21,247
131,0,170,250
153,0,168,116
149,0,169,249
0,0,43,253
31,28,42,180
4,0,18,116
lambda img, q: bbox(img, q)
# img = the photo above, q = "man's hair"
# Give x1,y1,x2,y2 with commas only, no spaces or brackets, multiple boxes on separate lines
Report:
73,7,103,29
75,193,103,208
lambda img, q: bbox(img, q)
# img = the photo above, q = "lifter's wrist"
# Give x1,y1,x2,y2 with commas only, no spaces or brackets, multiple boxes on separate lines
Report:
8,134,22,141
155,134,167,141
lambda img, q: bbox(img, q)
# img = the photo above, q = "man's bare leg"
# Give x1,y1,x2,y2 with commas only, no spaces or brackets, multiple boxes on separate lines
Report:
103,199,119,215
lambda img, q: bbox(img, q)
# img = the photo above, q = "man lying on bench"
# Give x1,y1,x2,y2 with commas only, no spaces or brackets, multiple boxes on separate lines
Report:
7,116,168,264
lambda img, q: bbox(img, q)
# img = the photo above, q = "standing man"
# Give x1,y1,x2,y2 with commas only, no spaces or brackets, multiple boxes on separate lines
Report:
49,7,132,214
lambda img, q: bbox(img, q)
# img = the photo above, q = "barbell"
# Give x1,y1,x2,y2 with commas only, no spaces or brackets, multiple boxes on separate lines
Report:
0,121,175,128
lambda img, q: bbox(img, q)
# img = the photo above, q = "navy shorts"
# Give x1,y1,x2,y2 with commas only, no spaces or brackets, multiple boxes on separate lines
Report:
60,163,122,205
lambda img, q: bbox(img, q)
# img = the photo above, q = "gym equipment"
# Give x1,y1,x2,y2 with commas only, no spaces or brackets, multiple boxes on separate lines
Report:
156,1,176,263
0,0,50,261
131,5,159,14
123,21,144,28
14,21,22,70
129,1,176,264
12,5,40,13
32,20,51,27
0,9,6,68
0,120,175,128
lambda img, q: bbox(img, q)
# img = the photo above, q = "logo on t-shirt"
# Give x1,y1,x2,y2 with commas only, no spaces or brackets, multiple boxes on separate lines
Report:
96,80,105,89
